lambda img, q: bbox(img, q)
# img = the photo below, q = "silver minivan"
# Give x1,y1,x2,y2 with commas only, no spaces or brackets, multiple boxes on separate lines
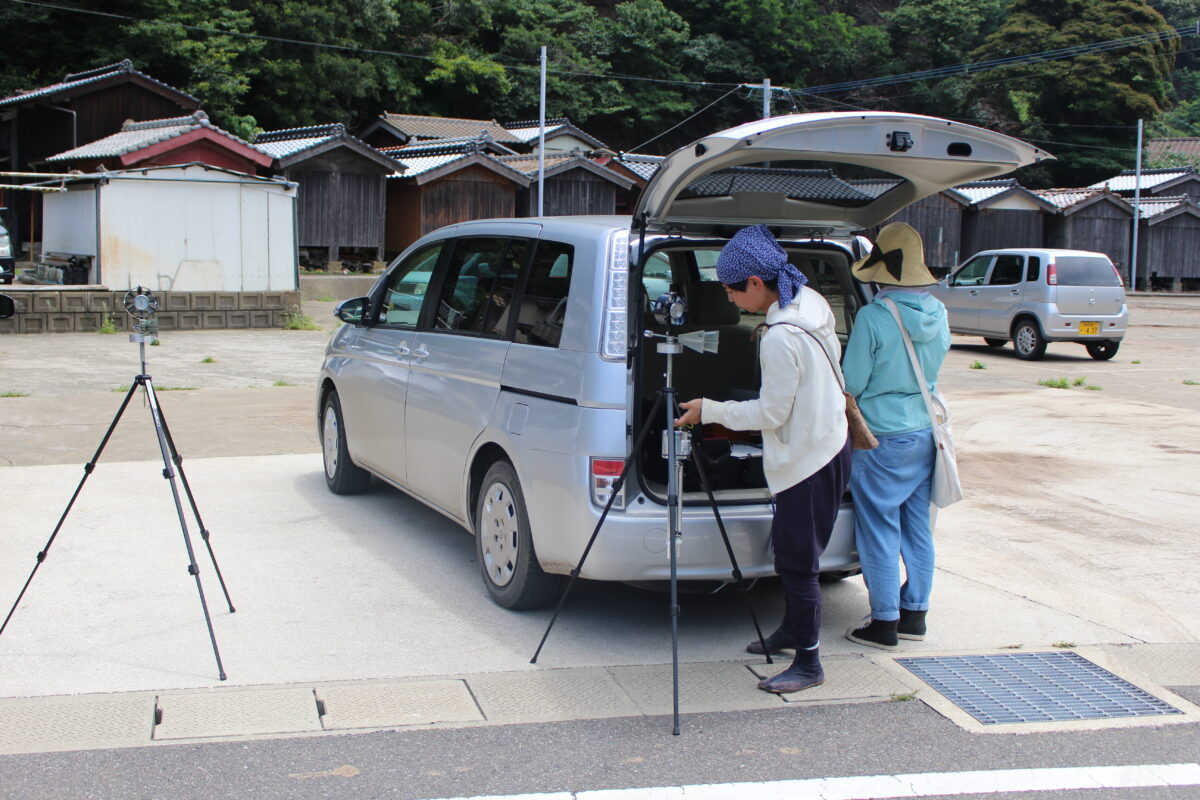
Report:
318,112,1047,608
930,248,1127,360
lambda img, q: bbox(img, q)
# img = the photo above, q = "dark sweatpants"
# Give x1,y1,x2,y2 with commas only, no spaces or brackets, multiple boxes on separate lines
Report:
771,436,853,651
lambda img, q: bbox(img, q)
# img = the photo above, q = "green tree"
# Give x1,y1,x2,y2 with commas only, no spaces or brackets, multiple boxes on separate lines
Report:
967,0,1178,186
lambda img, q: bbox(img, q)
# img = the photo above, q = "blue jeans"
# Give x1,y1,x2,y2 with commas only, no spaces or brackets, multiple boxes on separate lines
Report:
850,429,936,621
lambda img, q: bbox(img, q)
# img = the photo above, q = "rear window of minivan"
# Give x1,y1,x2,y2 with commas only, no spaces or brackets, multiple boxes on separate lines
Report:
1055,256,1120,287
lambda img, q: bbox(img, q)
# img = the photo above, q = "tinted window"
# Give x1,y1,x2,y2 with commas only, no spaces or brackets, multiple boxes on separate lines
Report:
1026,256,1041,282
379,243,441,327
643,252,673,300
513,240,573,348
435,238,527,336
988,255,1024,285
953,255,991,286
1055,256,1120,287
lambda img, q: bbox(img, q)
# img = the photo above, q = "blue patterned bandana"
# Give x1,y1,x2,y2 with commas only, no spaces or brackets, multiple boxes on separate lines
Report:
715,225,808,308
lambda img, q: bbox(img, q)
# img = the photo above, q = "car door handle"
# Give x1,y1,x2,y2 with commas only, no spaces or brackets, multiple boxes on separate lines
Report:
968,289,979,296
412,346,430,359
394,343,411,356
1010,289,1020,296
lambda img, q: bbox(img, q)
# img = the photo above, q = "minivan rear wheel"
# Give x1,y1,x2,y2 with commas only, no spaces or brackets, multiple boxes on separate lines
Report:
1012,320,1046,361
475,461,563,610
1085,340,1120,360
322,390,372,494
983,338,1007,348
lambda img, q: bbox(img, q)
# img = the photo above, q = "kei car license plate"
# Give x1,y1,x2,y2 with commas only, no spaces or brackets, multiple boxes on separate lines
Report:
1078,321,1100,335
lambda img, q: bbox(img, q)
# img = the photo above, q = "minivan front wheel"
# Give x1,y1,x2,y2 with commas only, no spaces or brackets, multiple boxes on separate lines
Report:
1085,340,1120,360
1012,320,1047,360
475,461,563,610
321,390,372,494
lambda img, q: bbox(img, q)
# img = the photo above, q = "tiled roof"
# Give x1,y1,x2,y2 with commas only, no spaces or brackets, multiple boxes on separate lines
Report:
491,153,634,188
0,59,198,108
492,153,579,174
1089,167,1198,193
680,166,876,205
387,153,467,178
1147,138,1200,159
1129,195,1193,220
502,117,605,149
616,153,664,181
954,179,1022,205
1033,188,1129,211
377,135,516,159
848,178,904,198
254,124,346,158
378,113,520,143
45,111,256,162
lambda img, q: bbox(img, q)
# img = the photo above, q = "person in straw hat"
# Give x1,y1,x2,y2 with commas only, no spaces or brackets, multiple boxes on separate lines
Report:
841,222,950,650
674,224,851,694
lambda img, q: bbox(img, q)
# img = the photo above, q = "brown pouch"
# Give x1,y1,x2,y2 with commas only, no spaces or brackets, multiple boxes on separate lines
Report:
844,392,878,450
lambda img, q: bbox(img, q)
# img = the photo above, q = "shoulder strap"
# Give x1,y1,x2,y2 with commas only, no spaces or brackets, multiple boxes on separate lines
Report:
759,321,846,393
881,297,938,422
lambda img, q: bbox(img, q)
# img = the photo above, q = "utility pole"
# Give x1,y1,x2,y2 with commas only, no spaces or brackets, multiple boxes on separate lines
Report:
762,78,771,119
1130,118,1143,290
538,46,547,218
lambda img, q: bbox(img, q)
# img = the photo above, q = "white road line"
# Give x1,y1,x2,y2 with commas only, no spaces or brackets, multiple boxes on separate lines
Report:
428,762,1200,800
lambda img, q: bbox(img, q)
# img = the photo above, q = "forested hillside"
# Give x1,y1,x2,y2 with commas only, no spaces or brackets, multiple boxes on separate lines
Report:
1,0,1196,185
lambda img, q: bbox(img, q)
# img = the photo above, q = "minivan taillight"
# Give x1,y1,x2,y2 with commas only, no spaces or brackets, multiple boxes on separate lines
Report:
590,457,626,509
1046,261,1057,285
601,231,630,360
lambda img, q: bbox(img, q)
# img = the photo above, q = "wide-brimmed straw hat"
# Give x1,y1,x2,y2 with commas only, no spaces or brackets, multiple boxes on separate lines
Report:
851,222,937,287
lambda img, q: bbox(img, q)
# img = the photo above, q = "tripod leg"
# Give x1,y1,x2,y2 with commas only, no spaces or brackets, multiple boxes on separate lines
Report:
143,378,228,681
688,442,772,665
1,380,141,639
530,392,664,665
662,385,681,736
156,401,236,613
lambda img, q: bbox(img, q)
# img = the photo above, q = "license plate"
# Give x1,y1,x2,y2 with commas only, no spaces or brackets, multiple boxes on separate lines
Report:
1078,321,1100,335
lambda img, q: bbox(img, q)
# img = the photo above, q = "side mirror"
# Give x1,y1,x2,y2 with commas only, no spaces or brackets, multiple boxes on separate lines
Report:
0,294,14,320
334,296,370,325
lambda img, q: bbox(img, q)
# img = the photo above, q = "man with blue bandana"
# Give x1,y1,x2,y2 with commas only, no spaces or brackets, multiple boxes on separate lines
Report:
675,224,851,693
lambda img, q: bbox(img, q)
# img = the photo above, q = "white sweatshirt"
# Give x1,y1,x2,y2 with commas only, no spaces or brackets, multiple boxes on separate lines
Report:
700,287,848,494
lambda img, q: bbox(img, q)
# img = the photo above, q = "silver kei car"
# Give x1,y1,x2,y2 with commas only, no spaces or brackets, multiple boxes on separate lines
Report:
317,112,1047,609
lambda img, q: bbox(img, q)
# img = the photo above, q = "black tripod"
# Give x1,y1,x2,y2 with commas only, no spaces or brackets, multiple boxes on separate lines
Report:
531,321,772,736
0,331,234,680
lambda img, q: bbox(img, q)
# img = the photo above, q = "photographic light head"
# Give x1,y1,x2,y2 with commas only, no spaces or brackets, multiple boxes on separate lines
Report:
651,291,687,328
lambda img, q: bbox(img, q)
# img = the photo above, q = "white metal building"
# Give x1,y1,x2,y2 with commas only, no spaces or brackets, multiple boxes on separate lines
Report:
41,163,298,291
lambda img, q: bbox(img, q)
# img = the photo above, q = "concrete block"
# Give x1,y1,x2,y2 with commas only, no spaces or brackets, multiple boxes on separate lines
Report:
60,293,87,313
226,311,250,329
261,292,287,310
0,317,18,334
163,293,191,312
238,293,262,310
156,314,178,331
191,293,216,310
249,310,274,328
215,293,239,311
86,293,116,312
17,315,46,334
77,313,102,332
47,314,75,333
201,312,225,329
31,293,60,313
177,312,202,331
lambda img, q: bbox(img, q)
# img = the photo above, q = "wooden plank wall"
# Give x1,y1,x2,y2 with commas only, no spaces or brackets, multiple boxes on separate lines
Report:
961,208,1044,254
1140,213,1200,279
1044,200,1131,275
420,166,517,237
286,150,388,259
531,171,617,216
883,193,964,269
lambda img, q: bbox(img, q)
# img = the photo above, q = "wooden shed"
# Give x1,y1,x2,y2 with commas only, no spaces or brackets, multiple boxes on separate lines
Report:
957,179,1055,255
876,188,968,274
0,59,199,251
1129,196,1200,290
493,153,634,217
380,139,529,257
255,124,402,267
44,111,272,176
1035,188,1133,280
502,117,606,155
1091,167,1200,204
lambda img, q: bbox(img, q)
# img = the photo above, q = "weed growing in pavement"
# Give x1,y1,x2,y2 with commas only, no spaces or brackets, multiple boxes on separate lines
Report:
1,391,30,397
1185,380,1199,386
970,360,986,369
150,338,160,346
316,294,336,302
1132,360,1142,364
1072,376,1087,387
201,356,216,364
1085,385,1102,391
1038,378,1071,389
1052,641,1076,649
97,313,118,334
273,380,293,386
890,691,919,702
283,307,320,330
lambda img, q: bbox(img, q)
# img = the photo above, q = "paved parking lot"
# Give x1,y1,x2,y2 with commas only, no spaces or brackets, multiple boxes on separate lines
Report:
0,293,1198,753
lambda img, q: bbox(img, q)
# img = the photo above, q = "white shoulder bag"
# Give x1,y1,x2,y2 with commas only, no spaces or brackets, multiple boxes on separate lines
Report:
882,298,963,508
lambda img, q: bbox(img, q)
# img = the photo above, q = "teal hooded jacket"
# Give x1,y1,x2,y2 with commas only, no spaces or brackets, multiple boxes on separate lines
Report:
842,290,951,435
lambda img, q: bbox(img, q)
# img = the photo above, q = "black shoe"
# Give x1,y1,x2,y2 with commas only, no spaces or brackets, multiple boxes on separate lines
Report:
845,617,899,650
758,647,825,693
746,626,796,655
898,609,927,641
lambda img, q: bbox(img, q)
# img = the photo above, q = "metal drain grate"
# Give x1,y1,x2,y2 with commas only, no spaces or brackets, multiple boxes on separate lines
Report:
896,651,1183,725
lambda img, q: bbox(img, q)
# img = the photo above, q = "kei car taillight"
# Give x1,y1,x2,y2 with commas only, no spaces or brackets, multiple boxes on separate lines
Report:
590,457,626,509
1046,261,1058,285
601,230,630,361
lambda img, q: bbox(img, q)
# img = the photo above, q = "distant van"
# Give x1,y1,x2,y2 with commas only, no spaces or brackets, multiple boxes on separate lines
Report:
930,248,1127,360
0,213,14,285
